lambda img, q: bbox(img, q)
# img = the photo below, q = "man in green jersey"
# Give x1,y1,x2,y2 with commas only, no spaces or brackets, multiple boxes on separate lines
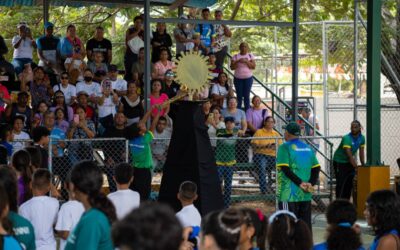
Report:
333,120,365,200
276,122,320,228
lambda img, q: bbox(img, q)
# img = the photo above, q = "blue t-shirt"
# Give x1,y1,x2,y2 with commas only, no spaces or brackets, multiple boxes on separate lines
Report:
0,141,13,156
195,24,214,48
2,235,23,250
50,127,66,157
221,109,246,130
370,229,399,250
314,242,365,250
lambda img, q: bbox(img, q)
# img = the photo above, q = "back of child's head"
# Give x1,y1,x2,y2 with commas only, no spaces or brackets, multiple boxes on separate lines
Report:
201,208,244,250
24,146,42,169
125,123,141,140
325,199,362,250
11,149,31,172
267,211,312,250
241,208,268,250
178,181,197,202
0,166,18,213
114,163,133,185
112,202,183,250
70,160,116,223
32,169,51,192
31,126,50,143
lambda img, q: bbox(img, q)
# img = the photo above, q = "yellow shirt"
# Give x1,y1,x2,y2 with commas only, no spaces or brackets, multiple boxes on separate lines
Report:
251,129,282,156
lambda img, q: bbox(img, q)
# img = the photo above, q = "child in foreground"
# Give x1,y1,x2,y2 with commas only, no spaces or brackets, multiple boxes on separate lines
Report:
176,181,201,228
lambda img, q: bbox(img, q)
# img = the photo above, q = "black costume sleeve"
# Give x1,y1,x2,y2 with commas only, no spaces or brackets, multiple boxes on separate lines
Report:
309,166,320,186
281,166,302,186
0,36,8,56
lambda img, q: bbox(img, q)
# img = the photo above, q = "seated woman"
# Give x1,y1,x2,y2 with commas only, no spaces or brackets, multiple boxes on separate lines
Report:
50,90,74,123
246,95,269,136
119,81,144,126
32,101,49,128
152,48,175,81
150,79,169,118
211,72,234,109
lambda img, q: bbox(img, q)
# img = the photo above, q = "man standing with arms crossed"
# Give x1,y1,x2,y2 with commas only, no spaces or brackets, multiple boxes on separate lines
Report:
276,122,321,229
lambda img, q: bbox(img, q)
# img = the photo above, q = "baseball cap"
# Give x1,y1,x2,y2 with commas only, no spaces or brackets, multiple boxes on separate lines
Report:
224,117,235,123
44,22,54,29
282,122,301,136
109,64,118,72
77,91,89,97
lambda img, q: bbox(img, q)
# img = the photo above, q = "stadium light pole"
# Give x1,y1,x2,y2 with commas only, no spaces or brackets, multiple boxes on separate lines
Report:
291,0,300,121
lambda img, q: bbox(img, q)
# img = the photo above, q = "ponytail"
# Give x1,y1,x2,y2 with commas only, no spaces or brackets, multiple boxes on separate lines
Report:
327,223,362,250
89,192,117,224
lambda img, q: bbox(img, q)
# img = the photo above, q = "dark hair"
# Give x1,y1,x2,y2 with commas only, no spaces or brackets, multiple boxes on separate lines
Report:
201,208,244,250
112,202,183,250
241,208,268,250
366,189,400,237
264,116,275,124
31,126,50,143
70,161,116,223
0,166,18,212
159,47,169,55
60,71,69,77
96,26,104,30
67,24,75,31
84,68,93,74
24,146,42,169
351,120,362,127
32,169,51,191
52,90,70,121
151,79,162,90
158,116,167,123
114,163,133,185
0,182,13,248
267,214,312,250
202,8,210,13
13,115,25,125
125,123,141,140
134,15,143,22
0,125,12,141
74,104,86,114
178,181,197,201
325,199,362,250
34,100,48,114
11,150,33,202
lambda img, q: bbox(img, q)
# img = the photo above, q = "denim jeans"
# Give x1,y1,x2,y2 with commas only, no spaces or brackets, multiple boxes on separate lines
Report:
234,76,253,111
253,154,276,194
217,166,234,208
11,58,32,75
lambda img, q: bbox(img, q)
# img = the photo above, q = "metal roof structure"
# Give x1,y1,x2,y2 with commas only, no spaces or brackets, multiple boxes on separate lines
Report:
0,0,217,8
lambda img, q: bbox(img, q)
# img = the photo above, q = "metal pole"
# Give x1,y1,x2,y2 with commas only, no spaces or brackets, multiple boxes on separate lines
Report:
274,26,278,98
366,0,382,165
291,0,300,121
144,0,151,115
353,0,359,121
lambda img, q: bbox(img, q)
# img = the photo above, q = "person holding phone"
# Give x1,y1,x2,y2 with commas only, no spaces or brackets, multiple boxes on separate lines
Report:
251,116,282,194
12,22,37,76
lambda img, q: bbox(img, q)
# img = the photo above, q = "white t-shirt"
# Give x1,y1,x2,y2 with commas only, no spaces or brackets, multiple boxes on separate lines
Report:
64,57,83,70
107,189,140,220
98,95,117,118
305,113,320,145
208,121,226,147
176,204,202,228
12,35,34,59
152,116,173,156
53,84,77,105
211,84,229,108
76,81,101,97
111,79,127,92
12,131,30,153
55,200,84,250
19,196,59,250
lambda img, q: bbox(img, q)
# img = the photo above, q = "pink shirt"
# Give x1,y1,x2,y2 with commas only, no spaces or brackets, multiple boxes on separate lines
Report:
150,93,169,117
232,53,255,79
154,61,175,79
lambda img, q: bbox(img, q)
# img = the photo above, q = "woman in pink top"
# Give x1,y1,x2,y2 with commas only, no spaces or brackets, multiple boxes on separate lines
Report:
152,48,175,80
150,79,169,117
230,42,256,111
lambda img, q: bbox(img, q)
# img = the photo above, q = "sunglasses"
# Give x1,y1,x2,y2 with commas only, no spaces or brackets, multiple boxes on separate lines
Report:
55,96,64,98
61,76,68,79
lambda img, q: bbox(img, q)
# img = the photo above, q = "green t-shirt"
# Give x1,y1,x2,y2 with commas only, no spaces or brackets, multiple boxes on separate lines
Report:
65,208,113,250
8,211,36,250
276,138,320,202
333,133,365,163
215,129,238,166
129,131,154,169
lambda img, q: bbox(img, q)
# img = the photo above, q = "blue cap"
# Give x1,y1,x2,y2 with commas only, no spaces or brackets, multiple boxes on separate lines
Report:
44,22,54,29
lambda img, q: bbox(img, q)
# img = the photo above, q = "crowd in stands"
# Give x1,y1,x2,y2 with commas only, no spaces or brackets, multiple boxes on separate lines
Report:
0,7,392,250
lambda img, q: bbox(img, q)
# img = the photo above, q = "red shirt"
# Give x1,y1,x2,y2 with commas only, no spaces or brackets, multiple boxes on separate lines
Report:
0,83,10,113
